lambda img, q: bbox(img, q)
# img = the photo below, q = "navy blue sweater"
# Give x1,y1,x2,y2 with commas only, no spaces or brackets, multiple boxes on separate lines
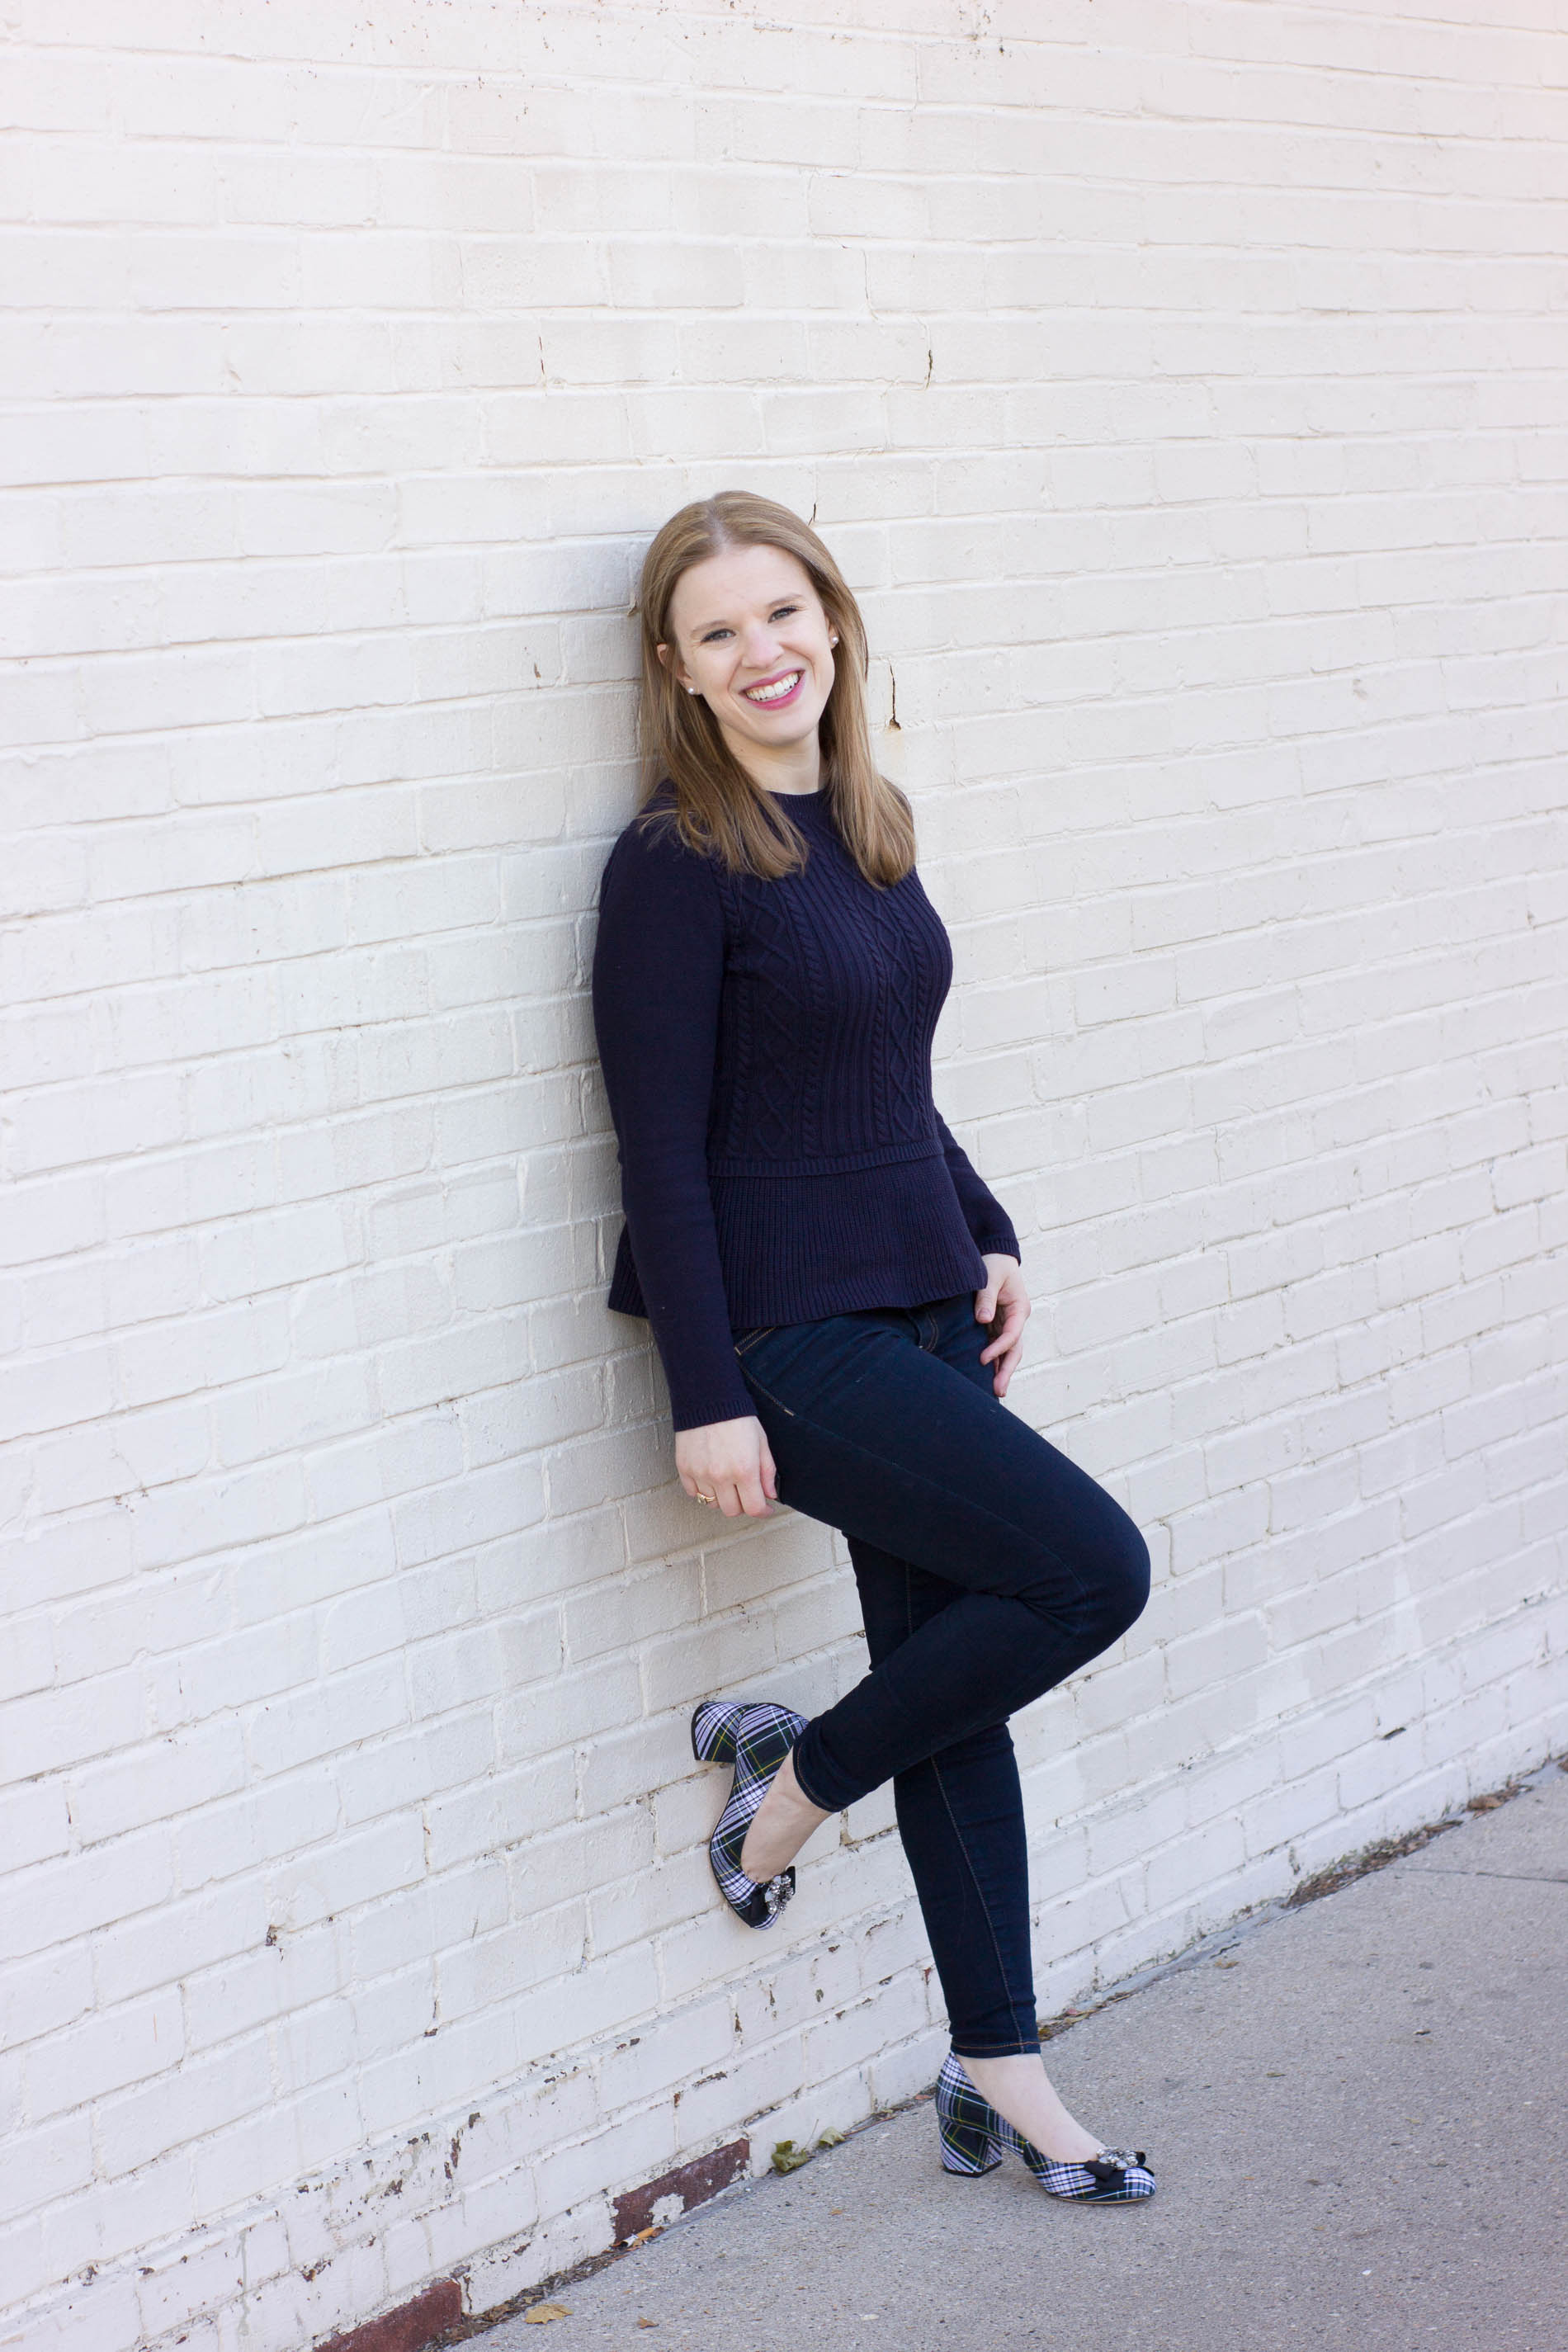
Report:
591,787,1020,1431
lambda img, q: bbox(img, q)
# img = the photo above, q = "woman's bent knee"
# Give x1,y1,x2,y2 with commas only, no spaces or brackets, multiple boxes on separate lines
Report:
1100,1515,1151,1643
1032,1503,1150,1655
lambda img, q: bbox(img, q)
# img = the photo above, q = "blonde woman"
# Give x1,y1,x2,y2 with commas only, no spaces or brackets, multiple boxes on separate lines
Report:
591,493,1155,2204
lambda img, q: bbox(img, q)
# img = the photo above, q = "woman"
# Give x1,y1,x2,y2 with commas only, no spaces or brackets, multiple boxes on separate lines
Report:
591,492,1155,2204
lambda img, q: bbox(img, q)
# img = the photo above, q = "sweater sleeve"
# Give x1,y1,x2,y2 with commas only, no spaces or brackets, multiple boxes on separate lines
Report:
591,815,757,1433
935,1112,1021,1263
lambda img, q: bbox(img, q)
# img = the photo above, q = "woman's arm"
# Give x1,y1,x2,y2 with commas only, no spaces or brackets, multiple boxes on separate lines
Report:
592,817,758,1438
936,1112,1021,1263
933,1120,1027,1397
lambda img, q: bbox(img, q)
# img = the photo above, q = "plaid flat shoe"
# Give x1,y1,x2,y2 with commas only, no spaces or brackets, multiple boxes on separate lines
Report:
691,1698,810,1929
935,2053,1155,2203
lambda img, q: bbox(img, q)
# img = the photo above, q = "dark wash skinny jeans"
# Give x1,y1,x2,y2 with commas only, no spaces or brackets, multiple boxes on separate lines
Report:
734,1293,1150,2059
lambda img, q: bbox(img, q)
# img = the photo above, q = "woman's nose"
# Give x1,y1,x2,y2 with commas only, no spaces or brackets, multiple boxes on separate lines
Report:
739,618,780,666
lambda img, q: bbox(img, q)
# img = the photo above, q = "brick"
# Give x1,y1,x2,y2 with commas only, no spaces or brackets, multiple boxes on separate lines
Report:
5,1811,173,1972
0,2115,96,2236
26,1989,185,2123
610,2137,749,2245
316,2280,463,2352
0,1667,147,1783
66,1715,246,1844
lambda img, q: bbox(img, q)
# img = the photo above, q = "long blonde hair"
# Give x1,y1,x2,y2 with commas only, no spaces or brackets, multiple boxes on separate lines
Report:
636,491,916,886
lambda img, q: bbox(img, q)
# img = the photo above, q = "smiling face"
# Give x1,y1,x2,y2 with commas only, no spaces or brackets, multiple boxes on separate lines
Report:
659,541,838,791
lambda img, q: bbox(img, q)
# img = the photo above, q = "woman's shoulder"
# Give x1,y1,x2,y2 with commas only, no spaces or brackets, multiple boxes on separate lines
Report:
600,785,724,910
607,782,690,857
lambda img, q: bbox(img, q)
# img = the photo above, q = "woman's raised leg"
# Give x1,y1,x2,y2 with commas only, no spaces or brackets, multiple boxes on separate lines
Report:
730,1297,1150,2161
738,1296,1150,1819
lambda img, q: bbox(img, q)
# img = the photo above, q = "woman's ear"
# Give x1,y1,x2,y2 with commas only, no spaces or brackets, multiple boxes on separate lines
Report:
657,640,697,697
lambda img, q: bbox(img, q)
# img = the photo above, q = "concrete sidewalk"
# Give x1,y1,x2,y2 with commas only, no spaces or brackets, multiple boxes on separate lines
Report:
476,1764,1568,2352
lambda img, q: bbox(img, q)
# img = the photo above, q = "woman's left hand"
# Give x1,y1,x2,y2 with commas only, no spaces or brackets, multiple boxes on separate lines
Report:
975,1254,1030,1398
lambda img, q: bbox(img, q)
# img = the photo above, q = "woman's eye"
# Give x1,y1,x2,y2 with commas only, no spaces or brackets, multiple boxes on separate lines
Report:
697,607,797,642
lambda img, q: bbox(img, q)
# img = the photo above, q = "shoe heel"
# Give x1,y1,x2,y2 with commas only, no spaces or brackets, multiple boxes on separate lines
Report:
934,2054,1004,2176
691,1698,746,1766
937,2114,1003,2176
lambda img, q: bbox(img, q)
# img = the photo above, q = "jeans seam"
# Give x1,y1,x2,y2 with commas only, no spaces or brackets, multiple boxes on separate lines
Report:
928,1750,1034,2056
904,1564,1032,2054
736,1370,796,1418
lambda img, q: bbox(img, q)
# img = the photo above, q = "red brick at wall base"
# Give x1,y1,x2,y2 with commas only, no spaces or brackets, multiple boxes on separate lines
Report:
309,2142,749,2351
318,2278,463,2352
612,2138,750,2243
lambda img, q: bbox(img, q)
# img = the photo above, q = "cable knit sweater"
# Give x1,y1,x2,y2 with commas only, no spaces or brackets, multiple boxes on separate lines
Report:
591,786,1020,1432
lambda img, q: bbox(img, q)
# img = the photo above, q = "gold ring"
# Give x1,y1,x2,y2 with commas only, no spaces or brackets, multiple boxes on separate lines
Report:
696,1490,717,1505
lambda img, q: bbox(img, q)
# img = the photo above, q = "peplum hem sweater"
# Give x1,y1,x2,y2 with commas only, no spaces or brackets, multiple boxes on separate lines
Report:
590,785,1020,1432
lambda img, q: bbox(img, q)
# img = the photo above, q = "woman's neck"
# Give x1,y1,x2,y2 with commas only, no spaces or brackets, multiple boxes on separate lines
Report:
717,720,822,796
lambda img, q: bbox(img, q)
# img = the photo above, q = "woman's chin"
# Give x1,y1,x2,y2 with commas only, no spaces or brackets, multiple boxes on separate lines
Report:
725,707,824,759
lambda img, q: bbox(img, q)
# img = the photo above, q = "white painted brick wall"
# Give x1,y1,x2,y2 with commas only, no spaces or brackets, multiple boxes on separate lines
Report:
2,1,1566,2344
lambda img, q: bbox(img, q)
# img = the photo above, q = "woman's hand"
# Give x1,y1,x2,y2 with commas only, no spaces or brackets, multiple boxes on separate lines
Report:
975,1254,1030,1398
675,1415,778,1519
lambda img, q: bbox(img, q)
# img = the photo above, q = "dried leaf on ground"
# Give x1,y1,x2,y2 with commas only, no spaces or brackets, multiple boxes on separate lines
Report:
525,2303,572,2325
771,2138,814,2173
815,2128,845,2148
